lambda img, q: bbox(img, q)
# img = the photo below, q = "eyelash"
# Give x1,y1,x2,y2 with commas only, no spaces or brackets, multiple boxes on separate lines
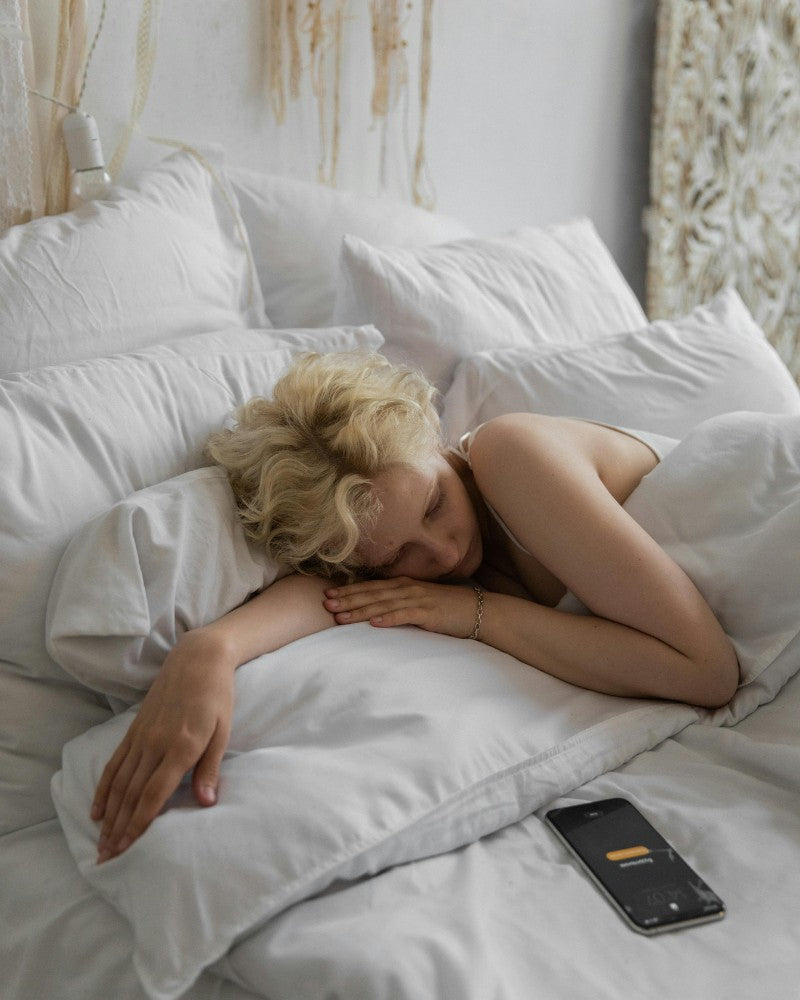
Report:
384,487,445,572
427,489,444,518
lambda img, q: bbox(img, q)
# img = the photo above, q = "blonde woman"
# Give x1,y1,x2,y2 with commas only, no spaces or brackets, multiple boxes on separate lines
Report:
93,352,738,863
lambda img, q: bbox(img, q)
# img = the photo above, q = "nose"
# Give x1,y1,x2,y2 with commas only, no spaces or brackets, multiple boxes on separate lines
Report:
429,532,459,575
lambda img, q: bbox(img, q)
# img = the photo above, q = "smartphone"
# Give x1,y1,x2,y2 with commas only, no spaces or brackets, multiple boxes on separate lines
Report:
546,797,725,935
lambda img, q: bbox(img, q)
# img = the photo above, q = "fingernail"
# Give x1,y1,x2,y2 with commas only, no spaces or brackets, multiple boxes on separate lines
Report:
116,835,132,855
337,611,351,621
326,598,340,609
200,784,217,805
97,849,110,865
371,616,383,625
326,588,339,596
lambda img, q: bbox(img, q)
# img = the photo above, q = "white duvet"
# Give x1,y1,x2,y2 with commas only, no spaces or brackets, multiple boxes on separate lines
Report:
51,411,800,1000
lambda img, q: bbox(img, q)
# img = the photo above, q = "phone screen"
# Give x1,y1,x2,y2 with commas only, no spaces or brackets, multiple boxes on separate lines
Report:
546,798,725,934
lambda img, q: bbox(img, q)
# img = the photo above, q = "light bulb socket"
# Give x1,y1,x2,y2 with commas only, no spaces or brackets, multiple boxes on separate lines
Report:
62,111,107,172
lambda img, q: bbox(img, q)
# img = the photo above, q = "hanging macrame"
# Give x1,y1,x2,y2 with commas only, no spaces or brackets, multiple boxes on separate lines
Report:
107,0,160,178
302,0,348,187
267,0,435,206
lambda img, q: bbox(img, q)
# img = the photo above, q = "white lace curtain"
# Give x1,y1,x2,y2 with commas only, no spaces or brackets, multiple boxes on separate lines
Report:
0,0,88,229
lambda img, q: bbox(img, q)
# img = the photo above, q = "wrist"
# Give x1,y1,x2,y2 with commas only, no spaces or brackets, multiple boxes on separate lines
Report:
464,585,485,641
178,624,241,675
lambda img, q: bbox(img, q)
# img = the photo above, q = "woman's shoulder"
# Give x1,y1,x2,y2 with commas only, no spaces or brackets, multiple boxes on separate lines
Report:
468,413,582,460
469,413,661,507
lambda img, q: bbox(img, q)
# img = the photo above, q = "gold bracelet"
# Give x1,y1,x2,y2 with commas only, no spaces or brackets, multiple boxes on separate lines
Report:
466,584,484,640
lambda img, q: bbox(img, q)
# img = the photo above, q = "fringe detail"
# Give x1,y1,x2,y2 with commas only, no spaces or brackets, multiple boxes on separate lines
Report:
266,0,436,206
108,0,161,179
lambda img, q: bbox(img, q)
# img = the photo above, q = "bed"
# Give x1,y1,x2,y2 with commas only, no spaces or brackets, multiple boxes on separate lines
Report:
2,148,800,1000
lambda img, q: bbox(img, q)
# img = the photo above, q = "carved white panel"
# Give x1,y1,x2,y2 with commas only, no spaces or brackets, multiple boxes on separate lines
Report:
647,0,800,381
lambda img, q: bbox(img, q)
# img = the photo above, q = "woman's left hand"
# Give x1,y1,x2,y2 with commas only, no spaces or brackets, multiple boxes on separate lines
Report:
323,577,479,638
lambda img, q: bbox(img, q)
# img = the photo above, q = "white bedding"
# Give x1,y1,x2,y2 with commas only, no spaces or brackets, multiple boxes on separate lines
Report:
221,669,800,1000
3,153,800,1000
6,670,799,1000
49,410,800,999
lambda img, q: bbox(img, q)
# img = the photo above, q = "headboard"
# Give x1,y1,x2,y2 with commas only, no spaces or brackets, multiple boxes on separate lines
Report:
647,0,800,381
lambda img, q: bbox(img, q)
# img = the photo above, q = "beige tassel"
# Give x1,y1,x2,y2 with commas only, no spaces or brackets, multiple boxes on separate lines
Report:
268,0,286,123
108,0,161,179
286,0,302,99
302,0,349,187
412,0,434,208
370,0,403,120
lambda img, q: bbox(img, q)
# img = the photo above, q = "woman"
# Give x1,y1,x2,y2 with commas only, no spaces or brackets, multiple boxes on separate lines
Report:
93,352,738,863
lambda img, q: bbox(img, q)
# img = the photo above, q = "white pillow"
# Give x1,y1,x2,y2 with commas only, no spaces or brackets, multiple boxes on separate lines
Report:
333,217,648,391
623,410,800,722
0,151,266,374
50,415,800,998
442,289,800,443
47,467,288,706
227,167,474,329
0,323,382,833
52,623,700,1000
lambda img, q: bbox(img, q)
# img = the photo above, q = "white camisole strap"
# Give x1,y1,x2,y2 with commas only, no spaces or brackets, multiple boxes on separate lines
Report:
451,418,680,558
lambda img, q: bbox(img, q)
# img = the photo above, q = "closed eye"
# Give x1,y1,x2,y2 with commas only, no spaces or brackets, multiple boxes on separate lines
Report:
426,488,444,518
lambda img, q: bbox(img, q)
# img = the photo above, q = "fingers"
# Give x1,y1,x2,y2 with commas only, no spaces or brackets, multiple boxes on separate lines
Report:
96,747,194,863
95,716,232,862
191,720,230,807
324,580,478,638
325,593,414,625
324,579,420,621
91,735,131,822
96,744,153,862
114,757,190,856
91,635,237,862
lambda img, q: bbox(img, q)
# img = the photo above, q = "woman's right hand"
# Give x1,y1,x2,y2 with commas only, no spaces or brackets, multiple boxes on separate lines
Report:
92,626,237,863
91,573,338,863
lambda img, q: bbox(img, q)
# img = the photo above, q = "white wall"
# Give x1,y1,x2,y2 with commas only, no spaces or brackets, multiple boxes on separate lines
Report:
429,3,657,300
29,1,657,302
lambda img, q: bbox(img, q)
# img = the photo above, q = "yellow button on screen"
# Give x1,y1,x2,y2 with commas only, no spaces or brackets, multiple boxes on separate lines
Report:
606,845,650,862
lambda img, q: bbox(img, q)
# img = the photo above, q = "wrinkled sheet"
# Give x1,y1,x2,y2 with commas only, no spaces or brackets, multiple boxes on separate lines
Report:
48,410,800,998
218,665,800,1000
7,665,799,1000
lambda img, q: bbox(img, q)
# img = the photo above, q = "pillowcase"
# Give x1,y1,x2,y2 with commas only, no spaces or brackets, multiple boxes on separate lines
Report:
0,323,382,833
0,150,266,374
622,410,800,722
227,167,474,329
47,468,288,706
333,217,648,391
52,621,700,1000
442,289,800,443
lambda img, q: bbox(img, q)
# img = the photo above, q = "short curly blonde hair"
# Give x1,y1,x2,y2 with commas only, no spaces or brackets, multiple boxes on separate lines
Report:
207,351,441,579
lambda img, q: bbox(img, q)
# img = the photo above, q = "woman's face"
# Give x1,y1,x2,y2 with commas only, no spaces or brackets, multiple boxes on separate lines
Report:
357,453,483,581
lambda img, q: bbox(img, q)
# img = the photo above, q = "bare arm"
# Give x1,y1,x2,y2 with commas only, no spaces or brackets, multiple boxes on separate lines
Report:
476,415,738,705
94,573,335,862
324,415,738,708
